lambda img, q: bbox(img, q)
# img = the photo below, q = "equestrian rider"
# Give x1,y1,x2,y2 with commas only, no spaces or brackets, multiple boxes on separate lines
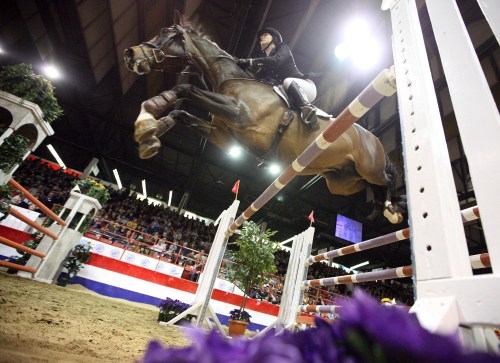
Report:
237,27,319,131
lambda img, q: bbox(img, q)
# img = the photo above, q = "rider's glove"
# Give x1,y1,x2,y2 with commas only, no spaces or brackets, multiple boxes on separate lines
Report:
237,58,253,66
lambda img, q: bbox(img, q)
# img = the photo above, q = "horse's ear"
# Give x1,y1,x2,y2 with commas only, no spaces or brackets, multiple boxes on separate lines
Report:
173,10,182,26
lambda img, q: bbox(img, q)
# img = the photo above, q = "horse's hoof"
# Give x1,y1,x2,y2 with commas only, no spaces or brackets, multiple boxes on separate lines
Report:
138,136,160,159
384,209,403,224
134,117,159,143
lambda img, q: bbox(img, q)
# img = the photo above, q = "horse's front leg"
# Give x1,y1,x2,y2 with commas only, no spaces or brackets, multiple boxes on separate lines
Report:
138,115,176,159
134,90,178,142
173,84,250,126
138,110,214,159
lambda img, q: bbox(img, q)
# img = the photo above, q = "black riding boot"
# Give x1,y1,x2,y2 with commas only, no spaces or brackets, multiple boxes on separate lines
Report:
286,81,319,131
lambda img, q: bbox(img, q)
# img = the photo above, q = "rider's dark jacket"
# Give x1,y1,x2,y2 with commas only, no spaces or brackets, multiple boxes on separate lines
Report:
251,42,303,85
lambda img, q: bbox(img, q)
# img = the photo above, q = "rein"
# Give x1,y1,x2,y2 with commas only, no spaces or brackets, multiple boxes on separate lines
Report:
137,25,236,72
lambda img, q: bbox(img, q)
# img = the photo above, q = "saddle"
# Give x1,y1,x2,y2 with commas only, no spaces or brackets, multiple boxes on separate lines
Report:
255,87,331,168
272,85,332,119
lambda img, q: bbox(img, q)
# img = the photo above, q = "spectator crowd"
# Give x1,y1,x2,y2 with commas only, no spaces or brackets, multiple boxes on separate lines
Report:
6,157,415,307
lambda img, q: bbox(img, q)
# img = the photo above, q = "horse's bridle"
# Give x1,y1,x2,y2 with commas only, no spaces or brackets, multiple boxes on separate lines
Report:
125,25,191,74
126,25,238,76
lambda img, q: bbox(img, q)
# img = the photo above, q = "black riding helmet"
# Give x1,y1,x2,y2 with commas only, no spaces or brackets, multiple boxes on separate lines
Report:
257,27,283,43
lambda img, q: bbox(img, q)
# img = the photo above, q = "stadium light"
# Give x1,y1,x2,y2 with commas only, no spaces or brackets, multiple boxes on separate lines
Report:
228,146,242,158
46,144,67,169
350,261,370,270
112,169,122,189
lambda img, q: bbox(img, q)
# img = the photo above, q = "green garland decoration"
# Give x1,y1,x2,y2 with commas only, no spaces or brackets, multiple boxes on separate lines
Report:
0,63,63,124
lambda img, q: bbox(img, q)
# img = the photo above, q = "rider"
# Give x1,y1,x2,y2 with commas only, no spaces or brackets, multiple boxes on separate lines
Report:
237,27,319,131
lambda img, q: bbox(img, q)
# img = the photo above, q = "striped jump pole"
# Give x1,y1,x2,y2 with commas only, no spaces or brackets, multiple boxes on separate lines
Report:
298,304,342,314
0,260,37,274
8,208,59,240
308,228,410,264
470,253,490,269
307,206,480,264
0,236,46,258
303,266,413,288
303,253,491,288
8,178,66,226
226,67,397,234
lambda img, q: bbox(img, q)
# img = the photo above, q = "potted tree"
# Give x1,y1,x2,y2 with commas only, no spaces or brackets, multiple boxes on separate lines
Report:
225,221,278,337
56,243,92,287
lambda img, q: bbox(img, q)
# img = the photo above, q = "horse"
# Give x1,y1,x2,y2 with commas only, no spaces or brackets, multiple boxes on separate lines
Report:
123,15,404,224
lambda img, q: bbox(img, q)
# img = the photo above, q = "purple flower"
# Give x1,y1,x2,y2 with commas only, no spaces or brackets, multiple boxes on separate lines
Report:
229,309,251,323
158,297,190,314
141,289,500,363
142,330,303,363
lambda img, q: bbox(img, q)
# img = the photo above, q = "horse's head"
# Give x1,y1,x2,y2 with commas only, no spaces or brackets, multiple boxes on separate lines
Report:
124,25,190,75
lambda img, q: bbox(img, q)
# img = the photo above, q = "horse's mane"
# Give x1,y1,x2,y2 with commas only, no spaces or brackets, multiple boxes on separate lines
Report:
178,15,234,60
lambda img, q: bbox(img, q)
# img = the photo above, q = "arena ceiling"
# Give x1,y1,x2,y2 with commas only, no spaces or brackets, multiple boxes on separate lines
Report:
1,0,495,272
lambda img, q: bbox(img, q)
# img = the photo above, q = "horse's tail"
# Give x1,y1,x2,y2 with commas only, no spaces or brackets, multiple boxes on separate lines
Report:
385,154,407,214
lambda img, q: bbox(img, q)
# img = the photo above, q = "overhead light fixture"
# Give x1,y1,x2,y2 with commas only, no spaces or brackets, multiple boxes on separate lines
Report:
269,163,281,175
42,64,61,79
335,17,381,70
46,144,66,169
334,43,350,61
112,169,122,189
142,179,147,198
350,261,369,270
228,146,242,158
168,190,172,207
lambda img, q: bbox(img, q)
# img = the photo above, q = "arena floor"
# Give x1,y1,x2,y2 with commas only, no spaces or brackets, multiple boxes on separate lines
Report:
0,272,191,362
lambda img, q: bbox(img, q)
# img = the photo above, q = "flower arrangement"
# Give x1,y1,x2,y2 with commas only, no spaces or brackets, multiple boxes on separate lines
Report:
158,297,190,315
157,297,194,323
229,309,251,323
0,134,30,173
0,184,13,221
73,178,110,205
0,63,63,124
141,290,500,363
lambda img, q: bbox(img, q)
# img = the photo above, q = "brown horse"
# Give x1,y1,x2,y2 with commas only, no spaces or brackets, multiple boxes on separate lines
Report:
123,17,404,224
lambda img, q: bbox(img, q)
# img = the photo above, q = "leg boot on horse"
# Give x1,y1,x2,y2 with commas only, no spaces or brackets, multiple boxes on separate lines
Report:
134,90,178,142
138,115,176,159
286,81,319,131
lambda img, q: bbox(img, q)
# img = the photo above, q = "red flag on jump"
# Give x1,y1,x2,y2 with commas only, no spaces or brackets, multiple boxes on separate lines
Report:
232,180,240,194
308,210,315,223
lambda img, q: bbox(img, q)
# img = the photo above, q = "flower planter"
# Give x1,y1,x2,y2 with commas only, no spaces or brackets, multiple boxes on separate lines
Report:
228,319,249,337
158,312,177,323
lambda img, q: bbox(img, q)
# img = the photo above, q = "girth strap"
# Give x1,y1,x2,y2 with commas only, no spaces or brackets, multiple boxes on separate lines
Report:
259,109,294,164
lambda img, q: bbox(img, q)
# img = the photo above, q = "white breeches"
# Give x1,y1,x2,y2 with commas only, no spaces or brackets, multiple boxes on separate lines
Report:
283,78,317,102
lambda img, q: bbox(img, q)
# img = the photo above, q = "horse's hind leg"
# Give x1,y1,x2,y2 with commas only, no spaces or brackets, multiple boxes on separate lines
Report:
361,163,403,224
366,184,385,221
366,183,403,223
